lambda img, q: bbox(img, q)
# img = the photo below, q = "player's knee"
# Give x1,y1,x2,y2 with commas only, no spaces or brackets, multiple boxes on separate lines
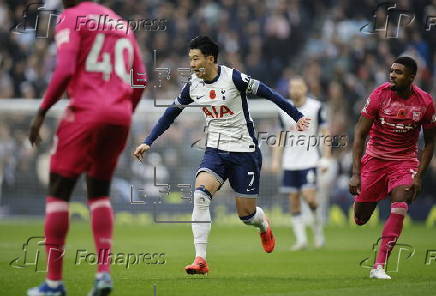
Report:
194,186,212,209
354,215,369,226
86,175,111,200
49,172,78,202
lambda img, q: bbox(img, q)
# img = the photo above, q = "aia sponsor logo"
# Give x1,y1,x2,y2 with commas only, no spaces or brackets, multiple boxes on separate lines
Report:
202,106,234,118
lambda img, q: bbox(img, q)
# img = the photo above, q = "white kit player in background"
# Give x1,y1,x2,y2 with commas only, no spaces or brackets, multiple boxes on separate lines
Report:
272,77,332,250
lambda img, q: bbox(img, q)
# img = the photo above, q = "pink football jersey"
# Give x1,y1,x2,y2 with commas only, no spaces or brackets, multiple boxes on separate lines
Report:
361,82,436,160
40,2,146,125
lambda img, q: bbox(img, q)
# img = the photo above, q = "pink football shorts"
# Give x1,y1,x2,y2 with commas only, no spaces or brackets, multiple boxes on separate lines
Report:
50,110,130,180
355,153,419,203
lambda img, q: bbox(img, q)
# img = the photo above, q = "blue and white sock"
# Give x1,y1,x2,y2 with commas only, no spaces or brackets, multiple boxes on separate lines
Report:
240,207,267,233
192,187,212,259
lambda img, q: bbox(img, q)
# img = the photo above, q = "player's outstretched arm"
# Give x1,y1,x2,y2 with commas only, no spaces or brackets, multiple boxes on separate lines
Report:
133,83,193,160
255,82,311,130
232,70,310,131
349,116,374,195
138,103,184,146
133,104,184,160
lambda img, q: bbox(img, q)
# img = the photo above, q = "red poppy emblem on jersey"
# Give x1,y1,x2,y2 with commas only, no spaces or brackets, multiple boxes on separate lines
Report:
209,90,216,99
397,109,406,118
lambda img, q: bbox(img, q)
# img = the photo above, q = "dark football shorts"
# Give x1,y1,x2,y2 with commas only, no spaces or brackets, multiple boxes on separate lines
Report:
196,147,262,197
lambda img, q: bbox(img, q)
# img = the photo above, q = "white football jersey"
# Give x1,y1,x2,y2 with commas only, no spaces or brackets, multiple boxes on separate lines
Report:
176,65,259,152
279,97,327,170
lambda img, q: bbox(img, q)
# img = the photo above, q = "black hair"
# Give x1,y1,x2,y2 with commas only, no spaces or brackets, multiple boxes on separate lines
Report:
63,0,96,8
189,36,219,63
393,56,417,76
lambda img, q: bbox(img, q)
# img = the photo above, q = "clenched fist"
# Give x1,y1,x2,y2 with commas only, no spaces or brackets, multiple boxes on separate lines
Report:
133,143,150,161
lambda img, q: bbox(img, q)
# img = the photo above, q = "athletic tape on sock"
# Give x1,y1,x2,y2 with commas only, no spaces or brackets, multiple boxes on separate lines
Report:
195,186,213,200
239,210,256,222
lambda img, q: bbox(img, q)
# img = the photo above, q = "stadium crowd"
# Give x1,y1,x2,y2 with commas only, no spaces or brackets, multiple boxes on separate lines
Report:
0,0,435,214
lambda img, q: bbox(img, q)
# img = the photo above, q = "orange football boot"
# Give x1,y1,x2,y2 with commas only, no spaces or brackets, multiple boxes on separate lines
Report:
260,217,275,253
184,256,209,275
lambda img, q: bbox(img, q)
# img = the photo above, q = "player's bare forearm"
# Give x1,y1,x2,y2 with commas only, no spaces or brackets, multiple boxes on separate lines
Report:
417,128,435,178
37,107,47,117
352,141,364,176
320,126,332,158
29,108,47,147
349,117,373,195
405,128,434,201
352,116,373,176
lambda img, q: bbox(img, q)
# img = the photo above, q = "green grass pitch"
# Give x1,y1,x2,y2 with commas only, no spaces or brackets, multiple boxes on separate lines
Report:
1,220,435,296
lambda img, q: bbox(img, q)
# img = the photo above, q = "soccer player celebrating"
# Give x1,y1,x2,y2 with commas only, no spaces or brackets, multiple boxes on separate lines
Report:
134,36,310,275
27,0,146,295
272,77,331,250
349,57,435,279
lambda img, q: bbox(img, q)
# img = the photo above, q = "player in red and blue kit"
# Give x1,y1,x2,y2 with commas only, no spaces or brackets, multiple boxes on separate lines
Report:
27,1,146,295
349,57,435,279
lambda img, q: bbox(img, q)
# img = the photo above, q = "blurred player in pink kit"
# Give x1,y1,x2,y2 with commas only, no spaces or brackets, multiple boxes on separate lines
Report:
27,1,146,295
349,57,435,279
